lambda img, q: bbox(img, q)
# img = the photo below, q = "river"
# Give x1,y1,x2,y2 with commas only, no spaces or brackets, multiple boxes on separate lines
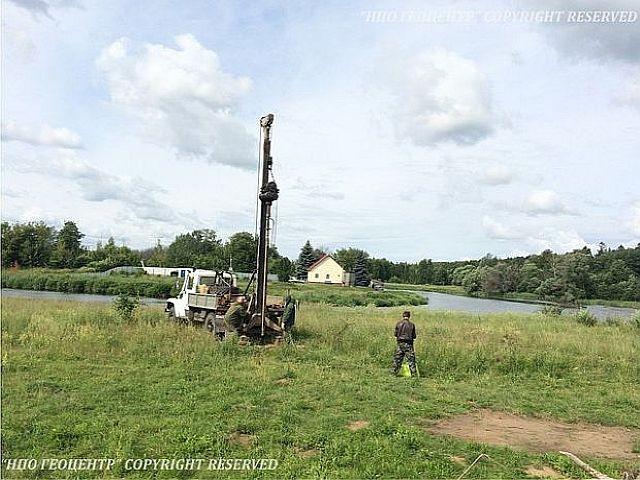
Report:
1,288,636,320
414,291,637,320
1,288,165,305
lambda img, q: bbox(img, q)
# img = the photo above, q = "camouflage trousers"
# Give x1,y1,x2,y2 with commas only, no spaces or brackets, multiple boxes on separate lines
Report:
392,341,417,375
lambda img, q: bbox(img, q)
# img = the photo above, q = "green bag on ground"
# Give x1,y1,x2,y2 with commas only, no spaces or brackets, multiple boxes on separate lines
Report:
399,362,412,377
399,362,421,378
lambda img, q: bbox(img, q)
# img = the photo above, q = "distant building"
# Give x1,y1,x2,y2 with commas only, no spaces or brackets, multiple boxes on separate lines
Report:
307,255,352,285
142,266,192,278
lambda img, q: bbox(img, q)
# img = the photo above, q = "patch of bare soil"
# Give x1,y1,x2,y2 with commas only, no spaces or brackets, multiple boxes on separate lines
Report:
228,432,254,447
449,455,467,466
426,410,639,459
346,420,370,431
525,465,566,479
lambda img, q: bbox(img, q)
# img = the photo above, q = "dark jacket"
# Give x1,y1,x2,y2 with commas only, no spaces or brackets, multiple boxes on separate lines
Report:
224,303,247,330
395,319,416,343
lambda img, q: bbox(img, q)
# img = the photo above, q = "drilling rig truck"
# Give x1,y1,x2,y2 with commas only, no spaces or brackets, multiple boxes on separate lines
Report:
165,114,295,340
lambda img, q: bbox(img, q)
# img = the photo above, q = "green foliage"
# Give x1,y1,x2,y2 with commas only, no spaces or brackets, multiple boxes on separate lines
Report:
352,251,370,287
226,232,257,272
1,221,56,268
296,240,318,280
271,256,294,282
50,221,84,269
112,293,140,321
2,270,176,298
539,304,563,316
267,282,426,307
574,309,598,327
165,229,225,269
1,298,638,478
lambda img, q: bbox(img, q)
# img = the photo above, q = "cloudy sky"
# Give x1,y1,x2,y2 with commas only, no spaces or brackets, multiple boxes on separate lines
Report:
2,0,639,261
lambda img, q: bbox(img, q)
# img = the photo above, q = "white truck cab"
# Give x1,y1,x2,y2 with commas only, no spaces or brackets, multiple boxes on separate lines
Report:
165,270,239,329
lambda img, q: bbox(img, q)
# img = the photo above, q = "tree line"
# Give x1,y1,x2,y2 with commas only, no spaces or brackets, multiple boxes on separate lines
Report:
2,220,639,302
1,221,292,280
293,241,640,303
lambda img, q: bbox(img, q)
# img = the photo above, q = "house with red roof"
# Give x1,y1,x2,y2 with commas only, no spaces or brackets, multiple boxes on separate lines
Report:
307,255,352,285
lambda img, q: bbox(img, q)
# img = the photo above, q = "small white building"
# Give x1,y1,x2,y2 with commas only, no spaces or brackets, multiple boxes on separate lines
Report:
142,266,192,278
307,255,351,285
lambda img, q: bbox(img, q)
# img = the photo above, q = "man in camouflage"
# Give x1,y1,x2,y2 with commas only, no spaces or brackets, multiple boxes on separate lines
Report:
392,310,417,376
224,296,248,333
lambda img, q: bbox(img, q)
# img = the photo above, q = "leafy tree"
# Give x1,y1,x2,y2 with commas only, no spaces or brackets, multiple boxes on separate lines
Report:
143,240,167,267
1,222,55,267
166,229,224,269
272,256,294,282
51,221,85,268
87,237,140,271
334,248,369,271
226,232,257,273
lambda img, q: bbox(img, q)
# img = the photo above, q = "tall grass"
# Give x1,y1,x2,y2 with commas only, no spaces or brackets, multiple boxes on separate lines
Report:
1,298,638,478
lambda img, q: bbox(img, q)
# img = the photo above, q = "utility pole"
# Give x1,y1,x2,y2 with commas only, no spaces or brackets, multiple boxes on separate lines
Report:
255,114,278,336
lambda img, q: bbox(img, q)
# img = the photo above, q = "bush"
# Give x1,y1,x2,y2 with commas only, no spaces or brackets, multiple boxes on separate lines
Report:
1,270,176,299
574,309,598,327
540,304,562,316
112,294,140,321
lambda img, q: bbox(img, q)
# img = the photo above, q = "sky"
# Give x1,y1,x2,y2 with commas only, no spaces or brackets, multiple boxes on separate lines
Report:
1,0,639,261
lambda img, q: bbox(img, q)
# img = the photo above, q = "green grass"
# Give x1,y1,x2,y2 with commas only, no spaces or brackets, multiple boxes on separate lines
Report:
386,283,466,295
581,298,640,309
269,282,427,307
2,298,639,478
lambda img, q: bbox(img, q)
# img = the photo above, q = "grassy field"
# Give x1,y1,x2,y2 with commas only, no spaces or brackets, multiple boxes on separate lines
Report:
2,297,639,478
386,283,467,295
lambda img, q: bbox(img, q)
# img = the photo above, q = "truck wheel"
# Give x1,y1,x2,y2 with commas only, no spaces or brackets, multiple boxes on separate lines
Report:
167,305,176,321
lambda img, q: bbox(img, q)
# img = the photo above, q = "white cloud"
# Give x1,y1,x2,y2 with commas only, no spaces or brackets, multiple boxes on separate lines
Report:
524,190,568,215
389,48,495,146
526,228,596,254
479,165,513,185
482,215,517,239
617,72,640,108
42,152,182,224
96,34,255,169
2,121,82,148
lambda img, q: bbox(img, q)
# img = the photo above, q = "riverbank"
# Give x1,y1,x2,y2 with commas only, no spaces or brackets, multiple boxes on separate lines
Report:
0,270,426,308
385,282,640,310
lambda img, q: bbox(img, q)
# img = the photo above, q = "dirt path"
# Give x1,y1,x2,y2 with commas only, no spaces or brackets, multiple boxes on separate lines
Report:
426,410,639,459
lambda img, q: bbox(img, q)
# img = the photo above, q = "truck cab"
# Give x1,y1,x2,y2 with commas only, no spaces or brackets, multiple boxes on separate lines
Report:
165,270,239,327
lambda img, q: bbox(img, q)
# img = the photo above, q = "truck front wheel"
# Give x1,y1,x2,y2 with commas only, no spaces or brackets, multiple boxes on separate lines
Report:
167,305,176,321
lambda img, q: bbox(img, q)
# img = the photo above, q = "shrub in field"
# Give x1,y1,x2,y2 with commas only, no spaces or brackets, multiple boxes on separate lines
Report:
112,293,140,321
574,309,598,326
540,304,562,316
